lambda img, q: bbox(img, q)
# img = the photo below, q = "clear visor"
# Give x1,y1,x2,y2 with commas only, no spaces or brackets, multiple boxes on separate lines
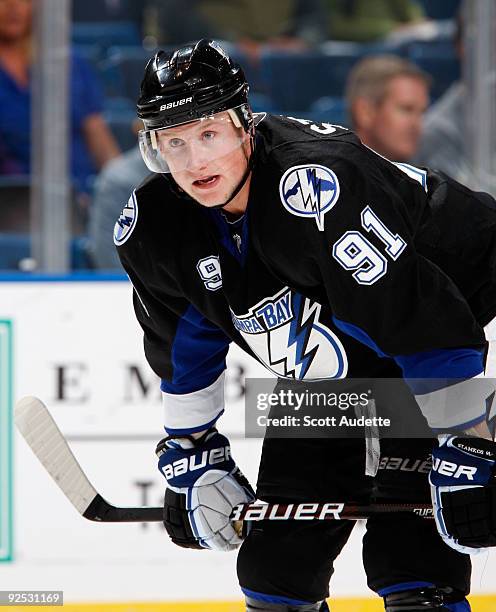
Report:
138,106,249,174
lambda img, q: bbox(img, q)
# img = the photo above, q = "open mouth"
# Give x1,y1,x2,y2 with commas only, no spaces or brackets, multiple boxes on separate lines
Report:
193,175,220,188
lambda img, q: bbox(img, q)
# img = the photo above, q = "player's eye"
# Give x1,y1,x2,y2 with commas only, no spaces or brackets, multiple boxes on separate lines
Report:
202,130,216,142
168,138,185,148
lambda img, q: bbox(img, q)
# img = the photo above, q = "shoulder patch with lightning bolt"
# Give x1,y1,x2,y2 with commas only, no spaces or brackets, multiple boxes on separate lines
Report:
114,191,138,246
279,164,340,231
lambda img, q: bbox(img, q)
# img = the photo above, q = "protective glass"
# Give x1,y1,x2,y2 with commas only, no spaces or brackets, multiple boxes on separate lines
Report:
138,106,249,174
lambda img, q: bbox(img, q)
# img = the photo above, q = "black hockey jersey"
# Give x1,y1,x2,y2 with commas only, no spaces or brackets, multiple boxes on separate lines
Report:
116,114,496,435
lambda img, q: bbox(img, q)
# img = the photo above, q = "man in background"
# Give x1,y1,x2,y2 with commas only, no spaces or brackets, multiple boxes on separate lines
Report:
346,55,430,161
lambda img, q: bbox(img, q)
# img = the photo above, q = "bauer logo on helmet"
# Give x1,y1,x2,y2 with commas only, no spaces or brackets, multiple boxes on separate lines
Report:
160,97,193,112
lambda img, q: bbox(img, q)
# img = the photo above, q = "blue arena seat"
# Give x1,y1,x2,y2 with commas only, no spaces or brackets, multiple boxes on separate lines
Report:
407,39,457,60
309,96,349,127
261,46,365,111
249,92,276,113
229,48,265,94
0,234,30,270
0,234,92,270
72,43,105,69
73,0,143,24
72,21,141,49
71,237,93,269
276,104,349,129
103,96,135,113
100,46,151,99
103,110,138,152
415,0,461,20
408,50,460,101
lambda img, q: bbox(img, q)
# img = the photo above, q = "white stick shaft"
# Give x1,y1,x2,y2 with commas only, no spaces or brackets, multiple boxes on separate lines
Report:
15,396,98,515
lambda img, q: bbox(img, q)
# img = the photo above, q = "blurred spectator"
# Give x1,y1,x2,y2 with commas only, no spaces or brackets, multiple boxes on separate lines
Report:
327,0,425,43
415,81,468,179
413,82,466,180
346,55,430,162
0,0,121,197
88,124,148,268
145,0,327,59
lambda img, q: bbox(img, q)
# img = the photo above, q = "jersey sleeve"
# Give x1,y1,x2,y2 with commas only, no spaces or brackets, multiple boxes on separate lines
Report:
116,200,231,435
275,136,492,431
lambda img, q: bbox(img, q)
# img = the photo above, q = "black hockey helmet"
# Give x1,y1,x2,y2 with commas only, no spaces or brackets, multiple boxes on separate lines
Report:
137,39,255,178
137,39,253,132
136,39,256,208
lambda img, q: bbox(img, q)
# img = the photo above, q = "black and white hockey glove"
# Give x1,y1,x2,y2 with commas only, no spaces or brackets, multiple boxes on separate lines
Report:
156,429,255,551
429,436,496,554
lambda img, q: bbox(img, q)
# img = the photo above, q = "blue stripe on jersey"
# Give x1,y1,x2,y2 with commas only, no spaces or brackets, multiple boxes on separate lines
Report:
395,348,484,394
403,377,467,395
332,316,388,357
332,317,484,385
160,304,230,394
241,588,312,606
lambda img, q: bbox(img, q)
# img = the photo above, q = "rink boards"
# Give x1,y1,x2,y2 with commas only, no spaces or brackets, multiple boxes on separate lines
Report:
0,276,494,610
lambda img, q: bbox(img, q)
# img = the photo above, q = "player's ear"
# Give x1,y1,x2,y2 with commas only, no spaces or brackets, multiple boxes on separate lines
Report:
353,97,376,131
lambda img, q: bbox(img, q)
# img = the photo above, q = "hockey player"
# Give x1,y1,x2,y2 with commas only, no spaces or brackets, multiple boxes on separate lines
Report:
116,40,496,611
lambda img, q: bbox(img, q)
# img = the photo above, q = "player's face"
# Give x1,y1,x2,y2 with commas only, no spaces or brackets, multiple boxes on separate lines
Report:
0,0,32,42
158,115,251,208
365,76,429,162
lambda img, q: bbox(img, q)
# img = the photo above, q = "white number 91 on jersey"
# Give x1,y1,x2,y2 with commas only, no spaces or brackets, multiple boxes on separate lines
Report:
332,206,406,286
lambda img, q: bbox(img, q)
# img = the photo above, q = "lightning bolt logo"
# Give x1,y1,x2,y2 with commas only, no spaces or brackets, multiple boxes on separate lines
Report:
279,164,340,231
114,193,138,246
267,294,320,378
117,213,134,230
287,294,320,378
293,169,326,229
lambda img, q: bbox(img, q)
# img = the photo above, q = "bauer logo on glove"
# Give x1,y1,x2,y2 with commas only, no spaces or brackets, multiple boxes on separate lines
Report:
159,442,232,484
431,458,478,480
156,429,255,551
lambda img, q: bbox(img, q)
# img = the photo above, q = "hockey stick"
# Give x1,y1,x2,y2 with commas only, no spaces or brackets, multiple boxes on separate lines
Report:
15,396,434,523
15,396,163,522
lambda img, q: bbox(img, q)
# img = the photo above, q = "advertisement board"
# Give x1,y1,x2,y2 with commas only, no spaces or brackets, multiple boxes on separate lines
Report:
0,278,494,609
